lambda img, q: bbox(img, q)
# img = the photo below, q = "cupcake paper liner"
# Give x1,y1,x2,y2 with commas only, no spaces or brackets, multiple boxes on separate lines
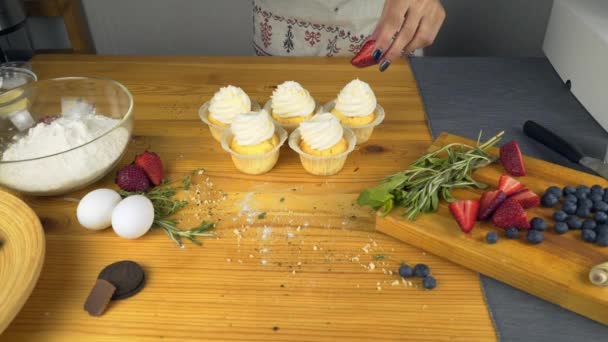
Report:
199,100,261,142
220,125,287,175
322,100,385,145
288,127,356,176
264,99,321,133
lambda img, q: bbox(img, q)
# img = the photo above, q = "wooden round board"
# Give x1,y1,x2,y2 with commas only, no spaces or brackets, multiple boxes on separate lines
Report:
0,190,45,333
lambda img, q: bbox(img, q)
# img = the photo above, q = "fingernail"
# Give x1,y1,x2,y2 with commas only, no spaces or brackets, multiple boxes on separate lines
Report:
372,48,382,61
379,60,391,72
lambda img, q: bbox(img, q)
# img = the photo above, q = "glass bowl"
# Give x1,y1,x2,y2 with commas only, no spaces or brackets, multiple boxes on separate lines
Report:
0,67,37,91
0,77,134,196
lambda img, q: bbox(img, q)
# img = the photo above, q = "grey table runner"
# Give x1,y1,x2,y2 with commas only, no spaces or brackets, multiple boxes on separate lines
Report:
409,57,608,341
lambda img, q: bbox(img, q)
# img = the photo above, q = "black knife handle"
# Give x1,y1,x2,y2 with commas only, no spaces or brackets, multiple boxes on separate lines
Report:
523,120,583,163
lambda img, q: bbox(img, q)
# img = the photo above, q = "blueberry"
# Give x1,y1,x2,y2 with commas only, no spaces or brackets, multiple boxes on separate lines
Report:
486,232,499,244
541,194,559,208
563,186,576,195
398,264,414,278
597,232,608,247
562,202,577,215
582,219,597,231
530,217,548,231
604,191,608,202
595,211,608,224
591,185,604,195
567,216,583,229
590,194,604,203
505,227,520,239
564,194,578,204
552,210,568,222
527,230,544,244
554,222,569,234
597,224,608,234
422,276,437,290
583,199,593,208
576,185,590,195
582,229,597,243
595,201,608,212
546,186,563,198
576,205,591,218
414,264,430,278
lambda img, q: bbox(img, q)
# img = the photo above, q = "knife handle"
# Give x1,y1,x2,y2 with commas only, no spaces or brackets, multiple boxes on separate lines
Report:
523,120,583,163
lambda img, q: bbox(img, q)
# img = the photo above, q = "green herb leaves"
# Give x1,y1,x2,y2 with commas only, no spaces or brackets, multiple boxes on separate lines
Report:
358,132,504,220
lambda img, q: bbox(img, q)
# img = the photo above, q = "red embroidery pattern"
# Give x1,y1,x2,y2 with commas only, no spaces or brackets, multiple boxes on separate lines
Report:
260,18,272,48
304,31,321,47
253,4,370,56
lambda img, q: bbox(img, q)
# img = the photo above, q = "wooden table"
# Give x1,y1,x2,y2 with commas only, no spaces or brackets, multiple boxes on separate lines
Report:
1,55,496,341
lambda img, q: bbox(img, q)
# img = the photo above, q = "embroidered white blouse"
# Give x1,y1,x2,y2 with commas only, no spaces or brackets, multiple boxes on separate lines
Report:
253,0,385,57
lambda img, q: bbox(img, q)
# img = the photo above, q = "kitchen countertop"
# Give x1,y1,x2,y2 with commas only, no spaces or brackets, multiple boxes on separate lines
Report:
0,55,497,342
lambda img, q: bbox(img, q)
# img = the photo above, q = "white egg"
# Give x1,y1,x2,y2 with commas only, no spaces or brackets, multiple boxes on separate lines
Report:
77,189,122,230
111,195,155,239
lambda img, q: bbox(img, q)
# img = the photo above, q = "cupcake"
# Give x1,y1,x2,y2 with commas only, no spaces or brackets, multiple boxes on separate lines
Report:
220,110,287,175
264,81,318,131
199,86,259,141
288,113,356,176
326,79,385,144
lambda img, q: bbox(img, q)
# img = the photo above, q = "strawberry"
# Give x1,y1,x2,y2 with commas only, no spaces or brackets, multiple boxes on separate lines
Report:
135,151,164,186
500,140,526,176
509,189,540,209
351,40,378,68
491,198,530,230
116,164,151,192
449,200,480,233
478,190,507,220
498,175,525,196
40,116,58,125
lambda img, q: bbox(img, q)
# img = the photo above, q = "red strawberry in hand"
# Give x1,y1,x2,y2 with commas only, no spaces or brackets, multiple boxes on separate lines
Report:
500,140,526,176
135,151,164,186
478,190,507,220
449,200,480,233
509,189,540,209
498,175,525,196
351,40,378,68
491,198,530,230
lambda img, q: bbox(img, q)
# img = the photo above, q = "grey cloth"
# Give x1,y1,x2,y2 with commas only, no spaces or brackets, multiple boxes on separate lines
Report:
409,57,608,341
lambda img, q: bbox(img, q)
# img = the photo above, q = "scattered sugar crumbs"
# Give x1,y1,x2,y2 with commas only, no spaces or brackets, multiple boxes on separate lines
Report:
180,176,423,292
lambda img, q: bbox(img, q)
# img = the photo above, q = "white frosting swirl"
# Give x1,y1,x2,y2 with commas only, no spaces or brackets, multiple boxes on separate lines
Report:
208,86,252,124
334,79,377,117
271,81,316,118
231,110,275,146
299,113,344,151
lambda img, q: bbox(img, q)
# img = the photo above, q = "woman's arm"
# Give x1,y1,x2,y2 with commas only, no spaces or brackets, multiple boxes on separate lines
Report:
371,0,445,71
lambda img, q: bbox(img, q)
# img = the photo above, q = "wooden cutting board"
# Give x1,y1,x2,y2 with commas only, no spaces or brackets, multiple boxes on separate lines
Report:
377,133,608,325
0,190,45,333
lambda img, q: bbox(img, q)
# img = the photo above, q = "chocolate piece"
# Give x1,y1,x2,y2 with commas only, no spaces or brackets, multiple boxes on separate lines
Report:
84,279,116,316
98,260,145,300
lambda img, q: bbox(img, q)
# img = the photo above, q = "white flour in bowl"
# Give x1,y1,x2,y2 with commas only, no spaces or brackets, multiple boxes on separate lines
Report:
0,114,130,194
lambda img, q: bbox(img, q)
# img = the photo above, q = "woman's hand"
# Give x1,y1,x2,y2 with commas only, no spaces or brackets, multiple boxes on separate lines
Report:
371,0,445,71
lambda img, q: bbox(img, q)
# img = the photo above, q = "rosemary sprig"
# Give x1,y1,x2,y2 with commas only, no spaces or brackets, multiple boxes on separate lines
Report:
118,168,216,247
358,132,504,220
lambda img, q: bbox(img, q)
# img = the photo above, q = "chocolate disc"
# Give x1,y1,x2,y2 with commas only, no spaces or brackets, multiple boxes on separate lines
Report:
98,260,145,300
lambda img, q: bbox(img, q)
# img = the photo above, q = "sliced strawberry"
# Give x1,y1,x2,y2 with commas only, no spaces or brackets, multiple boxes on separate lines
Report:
491,198,530,230
351,40,378,68
134,151,164,186
509,189,540,209
478,190,507,220
500,140,526,176
449,200,480,233
498,175,525,196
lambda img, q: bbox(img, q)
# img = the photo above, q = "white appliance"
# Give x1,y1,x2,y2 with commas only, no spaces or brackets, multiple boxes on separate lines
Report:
543,0,608,132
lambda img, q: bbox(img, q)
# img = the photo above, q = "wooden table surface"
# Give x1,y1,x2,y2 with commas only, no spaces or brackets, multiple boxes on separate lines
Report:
1,55,496,341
